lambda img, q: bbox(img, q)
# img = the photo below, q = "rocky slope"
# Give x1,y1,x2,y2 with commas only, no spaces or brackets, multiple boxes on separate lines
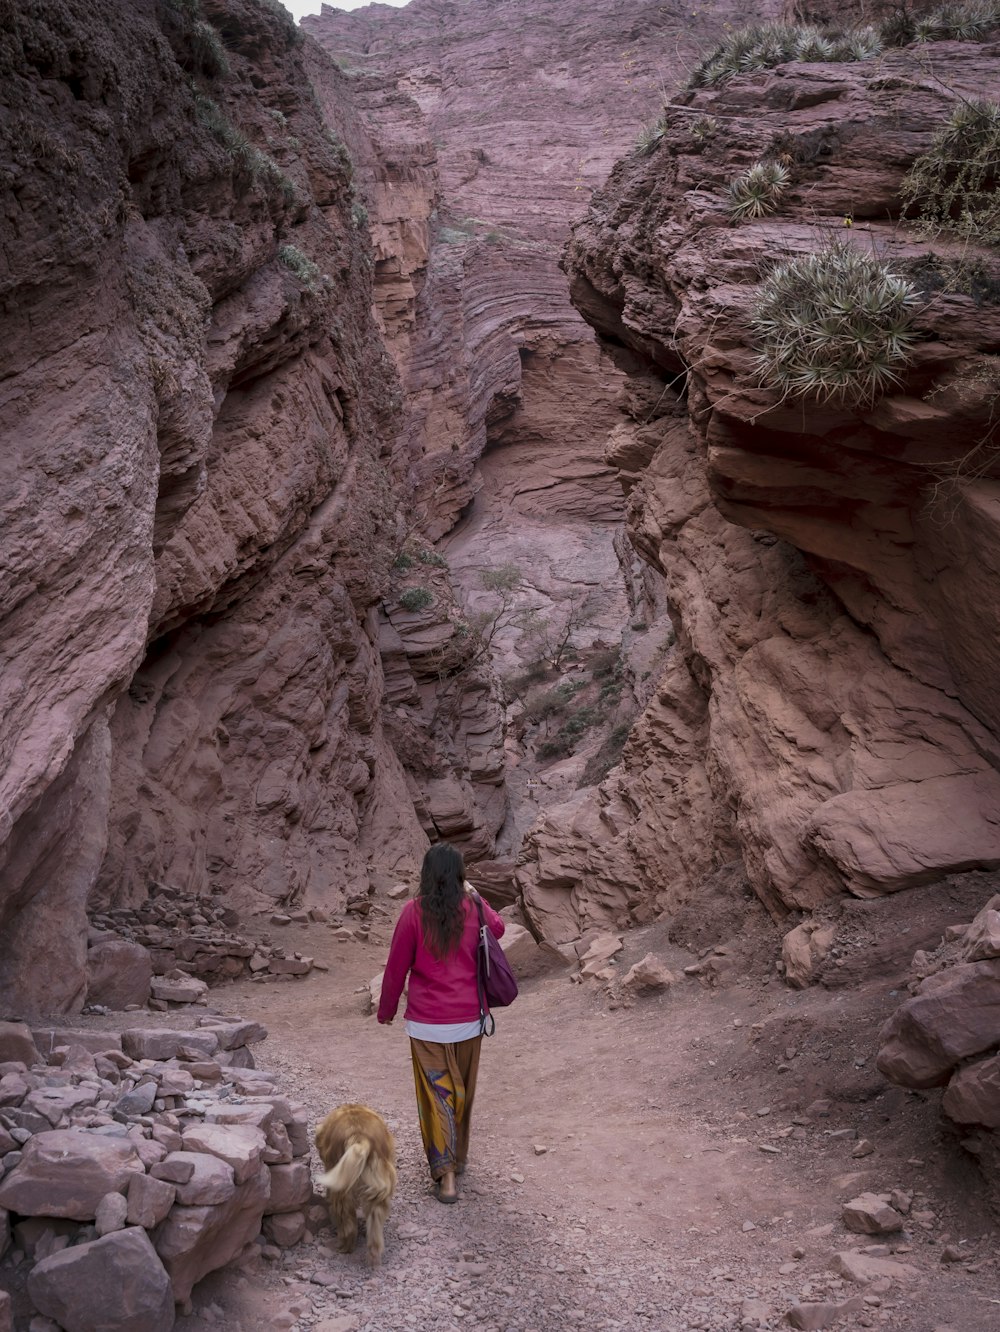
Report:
527,29,1000,948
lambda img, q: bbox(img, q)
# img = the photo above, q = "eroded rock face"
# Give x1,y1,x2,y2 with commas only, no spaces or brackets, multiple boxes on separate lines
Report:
0,0,468,1013
549,38,1000,937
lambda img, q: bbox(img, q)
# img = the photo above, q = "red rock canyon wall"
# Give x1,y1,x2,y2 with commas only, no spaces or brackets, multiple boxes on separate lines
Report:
544,34,1000,946
0,0,442,1014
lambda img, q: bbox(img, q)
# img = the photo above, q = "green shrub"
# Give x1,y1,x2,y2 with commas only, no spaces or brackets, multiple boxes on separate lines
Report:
323,129,353,180
398,587,434,612
416,547,447,567
727,160,790,222
590,648,621,679
194,94,288,195
278,243,320,288
351,200,369,229
900,99,1000,244
392,551,414,571
750,238,919,403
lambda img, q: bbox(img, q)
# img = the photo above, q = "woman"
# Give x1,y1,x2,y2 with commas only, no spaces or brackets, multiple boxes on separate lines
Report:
377,843,505,1203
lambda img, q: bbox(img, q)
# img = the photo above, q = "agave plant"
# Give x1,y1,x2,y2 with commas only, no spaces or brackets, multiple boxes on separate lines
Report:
830,25,884,60
635,121,666,156
690,114,719,143
689,21,880,87
727,160,791,221
750,239,920,403
915,1,1000,40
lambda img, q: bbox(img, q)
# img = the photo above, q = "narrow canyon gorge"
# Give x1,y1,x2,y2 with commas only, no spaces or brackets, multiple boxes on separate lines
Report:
2,0,1000,1328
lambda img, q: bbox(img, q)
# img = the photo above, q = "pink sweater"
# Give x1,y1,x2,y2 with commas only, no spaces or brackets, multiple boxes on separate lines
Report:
377,894,505,1025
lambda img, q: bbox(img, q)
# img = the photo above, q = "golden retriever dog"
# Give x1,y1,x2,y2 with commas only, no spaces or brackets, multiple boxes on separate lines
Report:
315,1103,397,1266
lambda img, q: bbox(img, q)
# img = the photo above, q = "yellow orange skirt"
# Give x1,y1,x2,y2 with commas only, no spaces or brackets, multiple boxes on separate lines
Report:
409,1036,482,1181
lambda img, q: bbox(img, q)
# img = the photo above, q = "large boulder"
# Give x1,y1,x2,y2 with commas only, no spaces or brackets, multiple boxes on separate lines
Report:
942,1054,1000,1129
877,959,1000,1088
28,1226,174,1332
85,939,152,1010
963,896,1000,962
782,922,836,989
0,1021,40,1066
156,1152,235,1207
0,1130,144,1220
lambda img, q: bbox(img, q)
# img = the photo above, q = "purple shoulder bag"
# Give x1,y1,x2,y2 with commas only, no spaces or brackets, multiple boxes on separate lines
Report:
471,892,518,1036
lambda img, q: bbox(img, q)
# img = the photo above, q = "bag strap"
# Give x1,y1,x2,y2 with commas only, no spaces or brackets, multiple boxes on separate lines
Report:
470,890,495,1038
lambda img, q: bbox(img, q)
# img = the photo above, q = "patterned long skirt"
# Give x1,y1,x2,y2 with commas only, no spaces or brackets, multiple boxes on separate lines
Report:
409,1036,483,1181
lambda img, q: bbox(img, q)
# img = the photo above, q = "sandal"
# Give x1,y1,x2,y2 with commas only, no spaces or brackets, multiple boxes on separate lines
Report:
435,1182,459,1204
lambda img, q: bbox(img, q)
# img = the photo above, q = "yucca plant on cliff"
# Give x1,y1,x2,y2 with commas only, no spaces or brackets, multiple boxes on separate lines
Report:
911,1,1000,42
900,99,1000,244
688,22,883,87
750,239,920,403
727,160,790,221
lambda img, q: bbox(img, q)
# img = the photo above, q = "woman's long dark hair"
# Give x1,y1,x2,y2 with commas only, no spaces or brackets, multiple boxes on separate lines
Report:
417,843,467,958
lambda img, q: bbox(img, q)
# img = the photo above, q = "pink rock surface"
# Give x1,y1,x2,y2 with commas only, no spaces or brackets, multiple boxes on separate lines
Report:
126,1173,177,1230
264,1161,312,1215
0,0,427,1015
547,40,1000,938
0,1130,144,1221
181,1124,267,1186
877,960,1000,1088
153,1161,271,1302
28,1226,174,1332
0,1023,39,1068
85,940,153,1011
942,1054,1000,1129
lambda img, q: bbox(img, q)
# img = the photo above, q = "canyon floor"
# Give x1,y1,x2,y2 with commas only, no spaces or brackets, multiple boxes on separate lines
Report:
150,903,1000,1332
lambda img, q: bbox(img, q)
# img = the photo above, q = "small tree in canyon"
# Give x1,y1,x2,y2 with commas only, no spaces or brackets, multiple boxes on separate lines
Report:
519,591,599,672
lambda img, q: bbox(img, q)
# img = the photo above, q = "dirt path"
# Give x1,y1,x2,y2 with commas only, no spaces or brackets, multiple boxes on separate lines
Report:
174,913,999,1332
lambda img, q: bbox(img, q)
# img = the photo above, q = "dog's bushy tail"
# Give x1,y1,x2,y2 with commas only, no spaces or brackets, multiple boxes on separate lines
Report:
319,1137,371,1194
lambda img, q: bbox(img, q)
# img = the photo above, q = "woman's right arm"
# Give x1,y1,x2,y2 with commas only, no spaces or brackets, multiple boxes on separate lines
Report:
377,903,417,1023
476,892,506,940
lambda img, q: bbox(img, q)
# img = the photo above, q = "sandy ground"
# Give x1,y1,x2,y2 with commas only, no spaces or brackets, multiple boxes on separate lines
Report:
163,901,999,1332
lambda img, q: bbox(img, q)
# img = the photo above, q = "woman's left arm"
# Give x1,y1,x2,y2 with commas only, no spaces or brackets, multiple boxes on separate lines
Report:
377,903,417,1023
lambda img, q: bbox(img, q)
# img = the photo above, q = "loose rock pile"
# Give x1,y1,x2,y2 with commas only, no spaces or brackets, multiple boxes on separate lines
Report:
877,894,1000,1208
86,890,327,1011
0,1017,315,1329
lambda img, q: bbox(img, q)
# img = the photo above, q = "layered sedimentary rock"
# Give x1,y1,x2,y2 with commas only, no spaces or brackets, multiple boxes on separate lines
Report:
305,0,780,849
526,36,1000,943
0,0,434,1015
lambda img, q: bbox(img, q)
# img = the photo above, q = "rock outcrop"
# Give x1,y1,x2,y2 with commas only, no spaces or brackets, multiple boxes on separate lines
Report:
534,30,1000,943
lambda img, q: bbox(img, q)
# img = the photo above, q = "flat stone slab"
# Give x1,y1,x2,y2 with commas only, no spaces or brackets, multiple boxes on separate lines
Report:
0,1130,144,1221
